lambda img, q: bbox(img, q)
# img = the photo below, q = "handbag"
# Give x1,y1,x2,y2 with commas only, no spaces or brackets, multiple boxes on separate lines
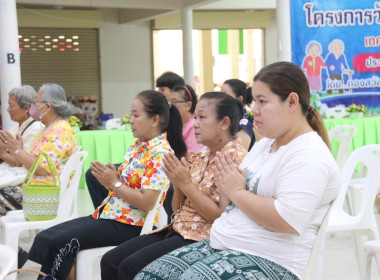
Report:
22,152,61,221
7,268,57,280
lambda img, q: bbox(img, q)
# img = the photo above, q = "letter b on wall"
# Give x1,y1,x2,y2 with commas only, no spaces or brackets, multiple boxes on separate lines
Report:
7,53,16,64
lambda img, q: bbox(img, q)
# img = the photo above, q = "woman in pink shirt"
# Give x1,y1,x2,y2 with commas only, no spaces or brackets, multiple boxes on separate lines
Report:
170,84,203,154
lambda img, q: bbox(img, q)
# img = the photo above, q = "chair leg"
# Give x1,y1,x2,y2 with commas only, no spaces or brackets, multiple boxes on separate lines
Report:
364,253,373,280
3,230,19,280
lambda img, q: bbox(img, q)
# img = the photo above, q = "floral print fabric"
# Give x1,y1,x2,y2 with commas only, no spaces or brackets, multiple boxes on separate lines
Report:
28,119,77,185
171,138,247,241
93,133,172,226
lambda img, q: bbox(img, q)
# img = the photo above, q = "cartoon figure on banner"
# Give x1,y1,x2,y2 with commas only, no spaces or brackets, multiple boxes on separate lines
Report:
325,39,353,94
302,40,326,94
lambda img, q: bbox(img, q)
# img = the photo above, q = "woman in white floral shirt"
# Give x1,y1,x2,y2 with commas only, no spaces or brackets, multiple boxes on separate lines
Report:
100,92,248,280
27,90,187,280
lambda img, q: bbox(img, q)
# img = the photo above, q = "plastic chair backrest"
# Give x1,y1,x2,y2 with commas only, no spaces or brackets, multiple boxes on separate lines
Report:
333,145,380,219
105,118,125,130
56,151,88,221
304,202,334,280
328,125,356,170
0,245,16,280
140,190,165,235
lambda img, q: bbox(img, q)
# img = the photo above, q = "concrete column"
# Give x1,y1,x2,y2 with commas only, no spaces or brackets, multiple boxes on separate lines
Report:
0,0,20,130
276,0,291,61
244,29,255,83
198,30,214,95
181,8,194,86
227,30,239,78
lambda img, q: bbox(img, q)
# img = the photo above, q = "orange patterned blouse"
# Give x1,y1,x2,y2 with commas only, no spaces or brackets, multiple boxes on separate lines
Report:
171,138,247,241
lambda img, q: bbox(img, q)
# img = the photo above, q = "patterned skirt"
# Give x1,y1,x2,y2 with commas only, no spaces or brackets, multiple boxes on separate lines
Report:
134,240,300,280
0,185,23,216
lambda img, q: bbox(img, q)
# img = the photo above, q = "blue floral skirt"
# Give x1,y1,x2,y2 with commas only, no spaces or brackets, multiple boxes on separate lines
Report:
134,240,300,280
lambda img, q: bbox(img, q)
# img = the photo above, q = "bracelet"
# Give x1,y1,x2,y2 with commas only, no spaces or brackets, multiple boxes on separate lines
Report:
14,149,22,156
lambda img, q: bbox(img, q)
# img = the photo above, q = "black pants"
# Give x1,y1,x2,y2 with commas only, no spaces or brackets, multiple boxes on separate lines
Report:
162,184,174,224
85,165,121,209
327,74,344,94
100,228,195,280
28,216,141,280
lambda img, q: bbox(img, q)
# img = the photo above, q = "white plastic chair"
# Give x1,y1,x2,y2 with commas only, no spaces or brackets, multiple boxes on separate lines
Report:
105,118,125,130
363,239,380,279
328,125,356,170
0,245,16,280
325,144,380,276
328,126,357,212
76,190,167,280
0,151,88,280
303,202,334,280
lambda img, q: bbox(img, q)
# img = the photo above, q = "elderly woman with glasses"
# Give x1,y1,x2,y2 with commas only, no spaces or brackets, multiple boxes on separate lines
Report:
0,83,77,216
0,85,44,170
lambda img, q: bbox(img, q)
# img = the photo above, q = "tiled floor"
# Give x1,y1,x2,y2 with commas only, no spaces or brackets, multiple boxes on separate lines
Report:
13,189,380,280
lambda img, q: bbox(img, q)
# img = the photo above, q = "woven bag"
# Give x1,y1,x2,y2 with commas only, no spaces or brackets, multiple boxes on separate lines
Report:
22,153,61,221
8,268,57,279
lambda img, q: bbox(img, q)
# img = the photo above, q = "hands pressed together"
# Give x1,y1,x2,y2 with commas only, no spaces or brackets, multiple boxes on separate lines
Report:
90,161,119,191
0,130,23,154
212,151,247,202
162,153,192,192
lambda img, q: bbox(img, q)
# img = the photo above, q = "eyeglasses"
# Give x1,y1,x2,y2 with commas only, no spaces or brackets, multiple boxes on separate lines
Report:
170,100,188,104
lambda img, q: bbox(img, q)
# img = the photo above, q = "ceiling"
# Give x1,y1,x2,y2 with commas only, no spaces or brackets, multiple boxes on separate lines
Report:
16,0,276,24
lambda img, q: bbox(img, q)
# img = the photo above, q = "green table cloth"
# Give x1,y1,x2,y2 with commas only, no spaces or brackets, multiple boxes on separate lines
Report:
75,117,380,189
76,130,136,189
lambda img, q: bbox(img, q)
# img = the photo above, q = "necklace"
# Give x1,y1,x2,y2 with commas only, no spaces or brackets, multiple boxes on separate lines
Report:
44,117,63,131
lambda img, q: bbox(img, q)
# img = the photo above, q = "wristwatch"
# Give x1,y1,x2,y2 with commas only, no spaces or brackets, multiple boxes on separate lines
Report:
113,181,123,193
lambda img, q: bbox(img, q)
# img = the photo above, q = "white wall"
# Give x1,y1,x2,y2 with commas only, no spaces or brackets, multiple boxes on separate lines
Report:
264,10,278,65
99,9,153,117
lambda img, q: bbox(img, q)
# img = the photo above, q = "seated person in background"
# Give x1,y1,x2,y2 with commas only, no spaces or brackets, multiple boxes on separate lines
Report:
0,85,44,170
221,79,255,150
0,83,76,216
100,92,247,280
136,62,341,280
162,84,204,223
156,71,185,100
27,90,187,280
171,84,203,154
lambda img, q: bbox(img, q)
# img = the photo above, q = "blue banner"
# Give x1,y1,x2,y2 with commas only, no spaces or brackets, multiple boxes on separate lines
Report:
291,0,380,117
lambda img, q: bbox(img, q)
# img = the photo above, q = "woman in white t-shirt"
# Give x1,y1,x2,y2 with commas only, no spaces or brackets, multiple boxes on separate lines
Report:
135,61,341,280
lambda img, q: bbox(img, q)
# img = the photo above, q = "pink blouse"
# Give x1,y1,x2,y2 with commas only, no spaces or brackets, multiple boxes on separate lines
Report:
183,117,203,154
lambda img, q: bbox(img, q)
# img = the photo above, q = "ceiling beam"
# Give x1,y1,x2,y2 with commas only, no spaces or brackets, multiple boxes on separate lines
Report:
182,0,221,9
16,0,182,9
196,0,276,10
118,9,174,24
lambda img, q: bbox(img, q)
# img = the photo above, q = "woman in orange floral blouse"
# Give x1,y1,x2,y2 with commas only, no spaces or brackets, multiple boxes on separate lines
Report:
27,90,187,280
100,92,248,280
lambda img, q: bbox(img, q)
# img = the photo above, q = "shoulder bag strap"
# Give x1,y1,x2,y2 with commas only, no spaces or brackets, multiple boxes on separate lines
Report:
20,120,36,136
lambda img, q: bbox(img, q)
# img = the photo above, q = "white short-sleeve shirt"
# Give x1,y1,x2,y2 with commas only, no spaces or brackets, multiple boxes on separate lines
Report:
210,131,341,279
